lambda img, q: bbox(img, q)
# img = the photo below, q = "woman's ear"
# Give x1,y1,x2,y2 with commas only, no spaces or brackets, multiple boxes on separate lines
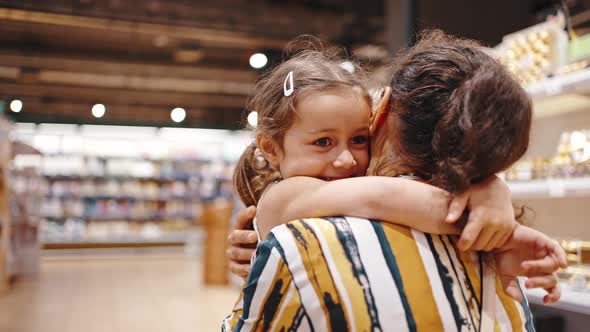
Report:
370,86,392,137
256,133,281,169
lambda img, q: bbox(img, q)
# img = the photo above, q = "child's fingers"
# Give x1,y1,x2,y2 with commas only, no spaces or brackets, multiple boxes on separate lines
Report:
471,226,496,251
544,241,568,268
522,256,562,276
458,221,482,251
227,229,258,246
229,261,251,280
482,230,507,252
543,286,561,304
235,205,257,230
525,275,558,289
502,278,523,302
446,193,469,223
227,246,256,261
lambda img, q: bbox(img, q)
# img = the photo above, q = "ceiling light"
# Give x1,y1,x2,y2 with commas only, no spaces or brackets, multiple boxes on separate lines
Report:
10,99,22,113
153,35,170,48
247,111,258,127
249,53,268,69
171,107,186,123
91,104,106,118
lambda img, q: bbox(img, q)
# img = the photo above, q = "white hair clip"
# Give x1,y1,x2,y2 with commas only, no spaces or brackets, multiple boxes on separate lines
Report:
284,71,294,97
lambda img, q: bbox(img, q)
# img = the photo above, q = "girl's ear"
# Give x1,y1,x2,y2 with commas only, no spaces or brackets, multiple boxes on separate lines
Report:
370,86,392,137
256,133,281,170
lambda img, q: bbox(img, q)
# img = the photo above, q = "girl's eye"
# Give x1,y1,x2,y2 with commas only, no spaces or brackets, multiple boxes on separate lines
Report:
314,137,332,147
351,135,369,145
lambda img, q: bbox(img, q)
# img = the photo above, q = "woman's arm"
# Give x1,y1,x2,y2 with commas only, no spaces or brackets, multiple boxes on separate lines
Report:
256,176,458,240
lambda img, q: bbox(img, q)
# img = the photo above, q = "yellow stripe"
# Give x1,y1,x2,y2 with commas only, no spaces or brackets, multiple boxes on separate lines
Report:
494,271,524,332
382,224,444,331
310,218,371,330
271,282,305,331
289,219,351,331
457,246,482,304
252,258,292,331
226,293,244,329
494,319,501,332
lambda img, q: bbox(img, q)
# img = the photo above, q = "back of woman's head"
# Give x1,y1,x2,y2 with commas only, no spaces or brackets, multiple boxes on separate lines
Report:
388,30,532,193
234,37,370,206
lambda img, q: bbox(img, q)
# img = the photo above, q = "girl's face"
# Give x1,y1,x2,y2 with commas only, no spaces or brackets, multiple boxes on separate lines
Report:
272,90,371,181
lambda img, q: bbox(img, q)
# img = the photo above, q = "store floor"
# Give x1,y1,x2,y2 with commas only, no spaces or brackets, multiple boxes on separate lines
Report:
0,253,240,332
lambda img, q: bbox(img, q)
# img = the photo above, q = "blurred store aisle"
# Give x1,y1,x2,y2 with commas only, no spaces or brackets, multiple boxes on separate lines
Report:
0,255,240,332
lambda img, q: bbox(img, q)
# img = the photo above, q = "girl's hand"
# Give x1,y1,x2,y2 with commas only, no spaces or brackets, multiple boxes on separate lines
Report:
446,176,517,251
226,206,258,279
494,225,567,304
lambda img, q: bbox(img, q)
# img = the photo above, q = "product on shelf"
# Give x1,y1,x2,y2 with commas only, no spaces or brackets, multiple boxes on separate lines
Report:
504,129,590,181
495,12,568,86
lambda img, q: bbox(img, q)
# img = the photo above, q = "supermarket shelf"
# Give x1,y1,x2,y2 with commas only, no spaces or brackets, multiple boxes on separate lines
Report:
46,194,202,202
43,215,199,222
508,178,590,199
44,175,193,182
42,232,196,249
525,283,590,315
526,67,590,99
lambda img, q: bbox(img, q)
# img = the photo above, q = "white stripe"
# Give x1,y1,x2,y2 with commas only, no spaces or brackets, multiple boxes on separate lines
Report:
272,225,329,332
269,279,297,331
493,292,512,332
412,230,458,332
480,262,496,332
305,219,356,329
297,315,312,332
240,247,282,331
346,217,410,332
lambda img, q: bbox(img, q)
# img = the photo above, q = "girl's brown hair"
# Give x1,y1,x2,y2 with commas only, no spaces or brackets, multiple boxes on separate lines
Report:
386,30,532,193
234,38,371,206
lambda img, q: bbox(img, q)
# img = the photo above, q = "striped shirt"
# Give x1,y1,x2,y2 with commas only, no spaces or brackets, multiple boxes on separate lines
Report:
223,217,535,332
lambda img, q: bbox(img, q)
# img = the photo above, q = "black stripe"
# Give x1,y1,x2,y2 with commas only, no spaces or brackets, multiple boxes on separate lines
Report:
425,234,465,331
371,221,417,332
439,235,477,331
449,236,482,310
288,306,307,332
327,216,382,331
272,229,315,332
298,220,348,332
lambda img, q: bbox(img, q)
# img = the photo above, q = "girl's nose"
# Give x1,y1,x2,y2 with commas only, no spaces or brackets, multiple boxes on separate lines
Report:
333,149,357,169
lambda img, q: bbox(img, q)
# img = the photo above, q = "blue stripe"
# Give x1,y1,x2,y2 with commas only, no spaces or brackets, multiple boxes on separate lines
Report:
235,236,275,331
425,234,466,330
370,221,417,332
517,278,536,332
326,216,382,331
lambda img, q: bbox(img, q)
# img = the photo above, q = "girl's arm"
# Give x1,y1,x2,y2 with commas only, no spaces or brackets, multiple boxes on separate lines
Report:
256,176,458,240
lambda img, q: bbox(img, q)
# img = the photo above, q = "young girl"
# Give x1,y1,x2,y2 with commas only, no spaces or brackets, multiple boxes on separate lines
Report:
233,44,515,249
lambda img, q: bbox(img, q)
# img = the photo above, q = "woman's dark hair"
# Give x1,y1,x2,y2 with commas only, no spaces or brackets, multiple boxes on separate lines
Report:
388,30,532,193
